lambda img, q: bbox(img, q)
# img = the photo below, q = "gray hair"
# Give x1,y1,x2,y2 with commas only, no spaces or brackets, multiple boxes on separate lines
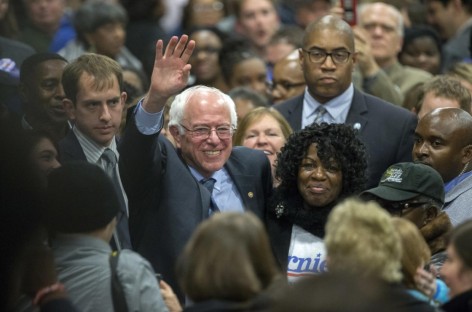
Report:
358,2,404,37
168,85,238,134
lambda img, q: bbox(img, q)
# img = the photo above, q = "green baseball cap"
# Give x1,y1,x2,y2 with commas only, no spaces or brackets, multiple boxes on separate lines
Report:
361,162,445,204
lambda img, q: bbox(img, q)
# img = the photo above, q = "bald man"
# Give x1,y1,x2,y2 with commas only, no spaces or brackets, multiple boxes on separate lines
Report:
413,108,472,226
275,15,417,187
271,49,306,104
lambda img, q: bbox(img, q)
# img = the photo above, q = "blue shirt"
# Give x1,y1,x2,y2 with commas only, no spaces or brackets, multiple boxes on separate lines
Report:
301,83,353,129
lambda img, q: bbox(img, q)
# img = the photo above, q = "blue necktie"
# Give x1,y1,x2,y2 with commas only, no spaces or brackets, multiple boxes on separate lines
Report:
200,178,220,216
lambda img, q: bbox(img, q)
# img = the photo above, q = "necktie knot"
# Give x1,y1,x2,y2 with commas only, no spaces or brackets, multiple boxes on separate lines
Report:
200,178,216,194
313,106,327,124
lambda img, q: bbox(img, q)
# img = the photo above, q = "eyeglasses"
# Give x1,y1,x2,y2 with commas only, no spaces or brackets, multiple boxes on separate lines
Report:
180,124,235,139
382,200,430,217
267,80,305,91
302,49,352,64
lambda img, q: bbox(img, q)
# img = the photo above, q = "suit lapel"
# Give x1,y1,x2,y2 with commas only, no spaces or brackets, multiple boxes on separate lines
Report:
287,95,304,131
59,131,87,162
225,155,258,213
345,89,368,134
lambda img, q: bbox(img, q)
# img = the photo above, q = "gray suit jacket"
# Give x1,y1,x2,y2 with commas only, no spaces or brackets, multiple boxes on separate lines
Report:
275,89,418,187
118,117,273,302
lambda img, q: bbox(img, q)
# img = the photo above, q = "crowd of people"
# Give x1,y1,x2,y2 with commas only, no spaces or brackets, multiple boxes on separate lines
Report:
2,0,472,311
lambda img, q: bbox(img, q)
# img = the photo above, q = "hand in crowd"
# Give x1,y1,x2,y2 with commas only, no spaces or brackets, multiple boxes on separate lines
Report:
159,280,182,312
415,266,437,298
143,35,195,113
352,27,381,78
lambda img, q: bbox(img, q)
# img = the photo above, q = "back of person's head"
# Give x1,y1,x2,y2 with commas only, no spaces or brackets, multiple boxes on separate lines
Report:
73,1,128,46
45,162,120,234
62,53,123,103
392,217,431,289
325,199,403,283
228,86,269,108
20,52,67,87
177,212,280,302
272,273,397,312
417,75,471,114
449,219,472,269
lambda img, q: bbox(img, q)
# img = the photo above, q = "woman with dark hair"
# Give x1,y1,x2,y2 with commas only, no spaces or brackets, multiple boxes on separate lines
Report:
399,26,442,76
441,220,472,312
58,1,142,71
266,122,367,282
177,212,283,311
219,37,269,99
188,26,228,92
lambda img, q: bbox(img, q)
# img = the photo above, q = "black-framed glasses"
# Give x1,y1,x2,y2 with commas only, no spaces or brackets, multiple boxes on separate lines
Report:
180,124,235,139
382,200,430,217
302,48,352,64
267,80,306,91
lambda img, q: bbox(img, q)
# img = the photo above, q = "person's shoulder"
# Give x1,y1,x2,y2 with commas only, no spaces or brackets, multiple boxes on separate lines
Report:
117,249,155,273
360,91,416,119
274,94,304,112
400,65,432,80
231,146,266,159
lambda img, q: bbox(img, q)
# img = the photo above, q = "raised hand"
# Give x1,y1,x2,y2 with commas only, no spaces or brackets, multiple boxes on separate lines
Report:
143,35,196,113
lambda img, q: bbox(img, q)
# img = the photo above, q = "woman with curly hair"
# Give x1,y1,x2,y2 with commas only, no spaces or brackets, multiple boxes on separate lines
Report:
266,122,367,283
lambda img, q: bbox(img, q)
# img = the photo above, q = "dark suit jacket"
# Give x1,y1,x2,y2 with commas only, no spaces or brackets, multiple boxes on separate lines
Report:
118,117,273,302
58,131,132,250
58,130,87,163
275,89,418,187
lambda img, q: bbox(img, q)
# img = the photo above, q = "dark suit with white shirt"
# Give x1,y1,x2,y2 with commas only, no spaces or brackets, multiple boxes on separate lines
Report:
275,89,417,188
118,116,273,302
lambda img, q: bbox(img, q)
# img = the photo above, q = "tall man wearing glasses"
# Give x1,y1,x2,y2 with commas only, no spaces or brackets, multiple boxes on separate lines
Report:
275,15,417,187
119,36,273,302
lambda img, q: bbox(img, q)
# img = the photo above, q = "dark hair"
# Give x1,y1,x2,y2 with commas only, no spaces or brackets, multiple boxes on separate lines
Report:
269,25,304,48
401,25,442,56
219,37,263,84
20,53,68,85
274,123,367,206
228,86,269,107
449,219,472,270
177,212,281,302
73,2,128,46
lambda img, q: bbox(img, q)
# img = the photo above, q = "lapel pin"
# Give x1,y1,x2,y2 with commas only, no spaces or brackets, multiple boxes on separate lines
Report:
248,192,254,198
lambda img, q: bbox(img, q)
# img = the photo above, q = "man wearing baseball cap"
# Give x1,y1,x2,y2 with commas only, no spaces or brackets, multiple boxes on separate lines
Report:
361,162,453,269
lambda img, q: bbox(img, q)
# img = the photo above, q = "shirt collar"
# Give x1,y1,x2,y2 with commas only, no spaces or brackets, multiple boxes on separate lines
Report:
444,169,472,193
73,126,118,164
303,83,353,123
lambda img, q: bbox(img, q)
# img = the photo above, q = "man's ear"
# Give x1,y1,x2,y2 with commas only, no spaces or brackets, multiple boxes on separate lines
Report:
461,144,472,165
121,91,127,107
298,48,304,67
63,98,76,120
169,125,181,148
424,205,439,224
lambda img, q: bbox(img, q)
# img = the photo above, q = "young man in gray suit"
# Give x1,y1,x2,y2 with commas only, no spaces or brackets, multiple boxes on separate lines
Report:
119,36,273,302
275,15,417,188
